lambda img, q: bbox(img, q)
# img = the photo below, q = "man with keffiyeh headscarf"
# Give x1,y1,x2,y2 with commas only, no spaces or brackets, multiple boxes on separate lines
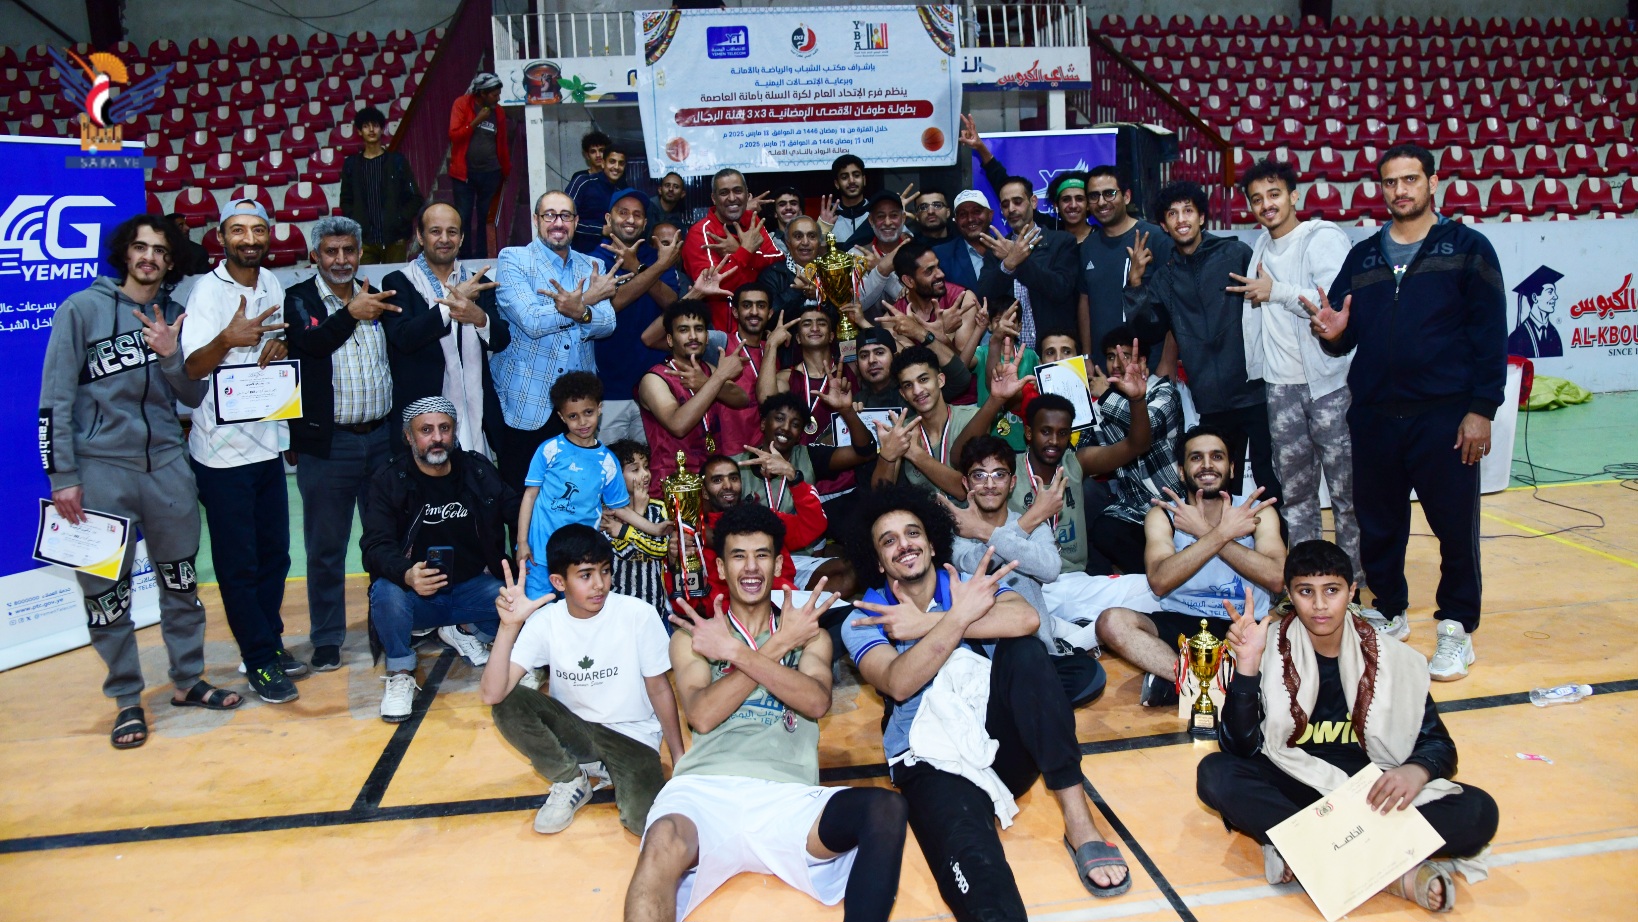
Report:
1196,539,1498,913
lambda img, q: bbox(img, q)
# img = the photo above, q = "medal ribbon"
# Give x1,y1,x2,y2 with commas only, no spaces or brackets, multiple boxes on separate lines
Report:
801,367,827,433
919,412,954,465
667,359,714,446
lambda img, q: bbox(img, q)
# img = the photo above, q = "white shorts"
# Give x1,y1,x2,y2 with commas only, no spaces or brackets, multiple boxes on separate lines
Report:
789,554,827,589
643,774,855,921
1041,572,1160,649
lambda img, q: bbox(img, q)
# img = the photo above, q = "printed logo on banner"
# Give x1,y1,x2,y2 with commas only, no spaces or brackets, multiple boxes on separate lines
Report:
1508,265,1566,359
706,26,750,60
1564,271,1638,354
853,22,890,55
790,24,819,57
48,49,171,154
0,194,117,282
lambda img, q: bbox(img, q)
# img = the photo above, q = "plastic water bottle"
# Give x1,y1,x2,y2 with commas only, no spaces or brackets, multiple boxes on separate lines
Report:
1529,684,1592,707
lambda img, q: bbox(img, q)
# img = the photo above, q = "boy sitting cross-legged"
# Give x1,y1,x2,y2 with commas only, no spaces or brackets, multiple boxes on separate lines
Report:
482,525,685,837
1195,539,1498,913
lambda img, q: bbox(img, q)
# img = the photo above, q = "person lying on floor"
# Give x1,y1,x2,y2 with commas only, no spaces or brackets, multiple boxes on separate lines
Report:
1195,539,1499,913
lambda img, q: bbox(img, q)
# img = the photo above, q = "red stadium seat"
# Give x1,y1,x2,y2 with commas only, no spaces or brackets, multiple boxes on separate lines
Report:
1620,179,1638,216
1157,34,1186,57
411,49,437,76
1514,117,1550,147
295,101,332,126
289,54,325,83
1347,181,1386,221
1544,16,1574,38
382,29,418,54
306,33,340,57
182,129,219,160
8,88,45,118
331,53,365,82
305,148,343,184
148,39,182,67
1303,180,1344,220
142,132,173,158
230,80,266,110
1607,143,1638,178
204,105,240,135
266,225,307,268
0,67,28,94
1471,117,1510,148
1588,116,1624,146
146,190,163,215
1542,93,1577,122
343,31,379,57
1272,118,1313,150
232,128,270,162
387,95,413,122
202,153,244,190
1474,145,1517,179
282,124,321,159
148,155,191,193
1399,118,1430,146
185,37,223,67
372,50,407,80
330,123,364,156
201,59,238,86
1563,144,1601,177
1439,145,1476,179
315,76,353,108
281,181,330,221
425,25,446,47
178,82,219,111
156,106,194,136
271,79,309,109
226,35,260,60
1487,179,1527,218
1451,16,1481,38
1573,178,1617,215
0,46,17,69
252,151,300,186
1531,179,1573,216
248,56,283,86
1200,13,1229,36
266,34,300,61
1616,93,1638,120
174,187,218,227
1556,117,1591,146
1355,93,1390,121
359,74,395,105
1520,145,1560,178
1480,17,1513,40
1430,116,1469,147
1309,147,1346,181
230,184,277,216
1355,118,1390,148
249,103,291,138
1440,180,1483,218
15,114,60,137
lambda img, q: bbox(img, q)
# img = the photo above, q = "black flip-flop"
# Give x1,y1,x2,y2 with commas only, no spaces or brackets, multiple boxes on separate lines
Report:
1064,836,1133,898
170,680,243,711
111,706,147,750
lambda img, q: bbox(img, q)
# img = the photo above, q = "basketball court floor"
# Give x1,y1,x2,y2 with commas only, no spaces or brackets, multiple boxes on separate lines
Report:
3,395,1634,921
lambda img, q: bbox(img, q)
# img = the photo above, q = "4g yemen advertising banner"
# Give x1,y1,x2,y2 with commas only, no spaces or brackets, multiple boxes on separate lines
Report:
634,6,964,175
0,136,157,670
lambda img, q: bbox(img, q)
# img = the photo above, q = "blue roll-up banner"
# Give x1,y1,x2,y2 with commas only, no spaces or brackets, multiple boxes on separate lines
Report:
0,136,158,671
968,128,1119,232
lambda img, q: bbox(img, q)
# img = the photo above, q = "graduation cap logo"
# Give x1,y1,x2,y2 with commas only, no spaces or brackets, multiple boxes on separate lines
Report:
1513,265,1563,325
1508,265,1565,359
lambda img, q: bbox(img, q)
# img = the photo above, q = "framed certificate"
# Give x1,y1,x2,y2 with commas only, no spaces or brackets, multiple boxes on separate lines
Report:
34,499,131,580
1034,356,1098,430
212,359,303,425
829,408,899,446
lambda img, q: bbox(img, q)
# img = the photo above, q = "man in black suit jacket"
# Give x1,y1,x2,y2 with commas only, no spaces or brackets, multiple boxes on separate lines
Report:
933,189,1010,310
283,215,404,671
381,202,509,461
982,175,1081,347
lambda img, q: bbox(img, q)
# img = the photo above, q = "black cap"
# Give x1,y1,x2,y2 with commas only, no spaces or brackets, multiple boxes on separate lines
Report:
867,191,904,212
857,326,898,353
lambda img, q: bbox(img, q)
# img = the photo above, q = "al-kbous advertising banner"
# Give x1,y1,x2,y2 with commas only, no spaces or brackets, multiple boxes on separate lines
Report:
634,6,963,175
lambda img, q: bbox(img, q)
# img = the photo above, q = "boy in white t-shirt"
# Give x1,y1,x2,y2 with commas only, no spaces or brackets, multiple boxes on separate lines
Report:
482,523,684,836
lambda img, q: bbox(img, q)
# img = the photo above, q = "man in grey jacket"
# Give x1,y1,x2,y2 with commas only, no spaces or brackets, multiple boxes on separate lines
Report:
39,214,240,750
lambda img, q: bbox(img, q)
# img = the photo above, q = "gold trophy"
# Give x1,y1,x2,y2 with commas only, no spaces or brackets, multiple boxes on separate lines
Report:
809,232,861,363
661,451,708,602
1181,619,1227,739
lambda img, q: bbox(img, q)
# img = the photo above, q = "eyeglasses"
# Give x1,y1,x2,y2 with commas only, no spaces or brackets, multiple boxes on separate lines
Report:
967,469,1011,483
918,201,949,211
535,211,577,223
1089,189,1123,202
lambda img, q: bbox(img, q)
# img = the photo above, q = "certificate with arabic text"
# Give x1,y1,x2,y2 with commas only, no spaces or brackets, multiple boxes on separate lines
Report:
213,359,303,425
1034,356,1098,430
1267,764,1446,922
34,499,130,580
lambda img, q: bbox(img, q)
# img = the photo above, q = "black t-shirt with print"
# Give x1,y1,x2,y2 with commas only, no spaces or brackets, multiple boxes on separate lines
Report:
410,468,486,584
1296,655,1371,772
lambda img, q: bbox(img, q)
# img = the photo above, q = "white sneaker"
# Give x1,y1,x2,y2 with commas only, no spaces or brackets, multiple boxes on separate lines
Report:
380,672,419,722
581,760,613,792
1359,606,1411,641
1429,620,1475,681
533,769,592,834
517,667,542,691
438,624,490,666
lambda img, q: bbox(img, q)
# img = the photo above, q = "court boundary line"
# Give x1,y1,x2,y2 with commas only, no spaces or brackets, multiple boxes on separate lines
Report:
2,679,1634,856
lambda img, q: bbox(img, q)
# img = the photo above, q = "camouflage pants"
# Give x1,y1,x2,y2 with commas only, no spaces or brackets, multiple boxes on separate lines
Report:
1266,383,1363,587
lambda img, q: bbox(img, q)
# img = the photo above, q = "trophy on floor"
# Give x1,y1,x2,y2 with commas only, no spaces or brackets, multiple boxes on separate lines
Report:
662,452,708,603
1182,620,1227,739
809,233,862,363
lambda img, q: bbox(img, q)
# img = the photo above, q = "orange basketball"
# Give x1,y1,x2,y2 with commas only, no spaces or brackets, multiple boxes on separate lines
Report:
921,126,945,151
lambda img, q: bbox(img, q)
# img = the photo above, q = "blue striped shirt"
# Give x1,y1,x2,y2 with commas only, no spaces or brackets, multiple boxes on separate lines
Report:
493,237,616,429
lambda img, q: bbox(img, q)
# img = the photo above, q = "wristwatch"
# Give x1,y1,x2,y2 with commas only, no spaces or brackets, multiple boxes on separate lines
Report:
922,331,936,346
580,306,592,323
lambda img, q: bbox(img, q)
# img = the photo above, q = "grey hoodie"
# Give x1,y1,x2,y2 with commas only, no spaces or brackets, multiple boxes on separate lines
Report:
38,276,207,491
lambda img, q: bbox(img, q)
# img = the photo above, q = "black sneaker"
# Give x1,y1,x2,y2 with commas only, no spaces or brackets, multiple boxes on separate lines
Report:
248,664,300,704
276,649,309,677
310,645,342,672
1139,672,1179,708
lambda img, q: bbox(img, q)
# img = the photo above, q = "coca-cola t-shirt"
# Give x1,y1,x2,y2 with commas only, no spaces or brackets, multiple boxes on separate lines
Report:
410,467,486,584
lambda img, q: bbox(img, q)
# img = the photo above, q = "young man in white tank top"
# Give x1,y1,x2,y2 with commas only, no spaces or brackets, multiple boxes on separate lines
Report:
1096,425,1286,707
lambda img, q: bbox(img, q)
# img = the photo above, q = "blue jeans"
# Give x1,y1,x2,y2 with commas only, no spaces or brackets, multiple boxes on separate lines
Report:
370,574,502,672
453,168,503,259
192,457,291,670
297,425,392,648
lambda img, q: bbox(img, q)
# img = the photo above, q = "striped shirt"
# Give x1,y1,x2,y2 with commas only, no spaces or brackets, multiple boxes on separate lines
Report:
1094,375,1185,524
322,282,393,424
610,499,672,631
493,238,615,429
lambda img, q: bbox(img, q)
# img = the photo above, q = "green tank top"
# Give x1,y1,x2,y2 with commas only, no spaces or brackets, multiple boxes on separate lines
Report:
673,624,821,786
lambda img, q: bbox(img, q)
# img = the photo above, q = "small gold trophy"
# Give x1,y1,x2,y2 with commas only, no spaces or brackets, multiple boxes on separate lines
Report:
1181,619,1227,739
661,451,708,601
810,233,861,363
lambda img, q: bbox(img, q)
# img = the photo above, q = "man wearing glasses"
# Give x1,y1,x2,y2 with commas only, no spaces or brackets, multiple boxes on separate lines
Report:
1076,166,1173,367
493,191,620,490
908,189,953,245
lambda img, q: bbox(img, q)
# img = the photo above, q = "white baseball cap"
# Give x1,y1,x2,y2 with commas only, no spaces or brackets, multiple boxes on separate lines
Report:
952,189,991,211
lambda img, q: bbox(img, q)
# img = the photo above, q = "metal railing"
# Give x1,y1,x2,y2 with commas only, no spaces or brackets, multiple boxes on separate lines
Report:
963,1,1089,48
1082,31,1237,227
493,11,635,60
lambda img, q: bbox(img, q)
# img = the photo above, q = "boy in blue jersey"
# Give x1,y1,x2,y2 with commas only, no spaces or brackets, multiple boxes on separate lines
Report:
516,372,670,598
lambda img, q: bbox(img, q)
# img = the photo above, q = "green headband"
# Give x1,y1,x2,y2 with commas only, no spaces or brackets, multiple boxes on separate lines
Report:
1056,179,1086,193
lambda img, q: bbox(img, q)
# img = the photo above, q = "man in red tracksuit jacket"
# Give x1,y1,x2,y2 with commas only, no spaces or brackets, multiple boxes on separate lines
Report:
682,169,784,332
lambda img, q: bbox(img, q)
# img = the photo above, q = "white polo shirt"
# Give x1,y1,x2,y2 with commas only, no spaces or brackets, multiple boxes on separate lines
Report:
181,264,289,468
